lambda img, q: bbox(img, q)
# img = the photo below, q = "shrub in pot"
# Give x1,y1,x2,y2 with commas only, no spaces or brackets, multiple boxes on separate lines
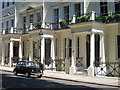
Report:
60,20,68,29
36,21,42,29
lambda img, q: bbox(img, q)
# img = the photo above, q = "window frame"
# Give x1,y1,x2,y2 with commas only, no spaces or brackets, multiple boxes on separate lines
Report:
64,6,69,23
115,1,120,14
117,35,120,59
74,3,81,17
100,1,108,16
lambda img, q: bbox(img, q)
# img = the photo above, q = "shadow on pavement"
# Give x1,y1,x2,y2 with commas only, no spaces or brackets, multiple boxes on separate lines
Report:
1,73,113,90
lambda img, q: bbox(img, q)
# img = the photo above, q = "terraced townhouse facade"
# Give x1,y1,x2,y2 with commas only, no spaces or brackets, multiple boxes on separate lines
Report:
0,0,120,77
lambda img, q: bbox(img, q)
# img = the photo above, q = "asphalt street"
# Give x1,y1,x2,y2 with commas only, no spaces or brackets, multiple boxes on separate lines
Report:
0,70,119,90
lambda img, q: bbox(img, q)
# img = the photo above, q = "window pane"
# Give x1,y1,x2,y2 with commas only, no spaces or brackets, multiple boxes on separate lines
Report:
64,6,69,23
30,14,33,23
117,35,120,58
115,1,120,14
75,3,81,17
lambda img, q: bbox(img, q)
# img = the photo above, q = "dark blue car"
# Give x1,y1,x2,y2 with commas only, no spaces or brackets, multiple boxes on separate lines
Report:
13,60,43,78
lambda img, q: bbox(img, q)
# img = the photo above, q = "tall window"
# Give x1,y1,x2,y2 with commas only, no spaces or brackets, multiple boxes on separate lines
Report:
12,0,15,5
7,1,9,7
22,42,24,57
64,38,67,58
117,35,120,59
100,1,108,16
74,3,81,17
55,38,58,56
6,21,9,29
77,37,80,58
8,43,10,57
2,1,4,8
30,14,33,23
115,1,120,14
68,39,72,58
11,19,14,27
2,22,3,29
37,12,41,22
54,8,59,23
23,16,26,30
64,6,69,23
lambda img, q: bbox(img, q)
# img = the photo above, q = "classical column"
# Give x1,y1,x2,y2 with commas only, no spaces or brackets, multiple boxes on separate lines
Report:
9,41,13,67
100,33,105,62
41,37,45,64
100,33,106,75
51,38,56,70
69,34,76,74
88,33,95,76
1,43,5,65
19,38,22,61
29,40,33,61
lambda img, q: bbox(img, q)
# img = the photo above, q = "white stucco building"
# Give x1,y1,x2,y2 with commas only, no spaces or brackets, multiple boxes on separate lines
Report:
0,0,120,77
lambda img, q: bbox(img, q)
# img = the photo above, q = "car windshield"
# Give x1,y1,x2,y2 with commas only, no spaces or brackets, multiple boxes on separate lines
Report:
26,62,39,67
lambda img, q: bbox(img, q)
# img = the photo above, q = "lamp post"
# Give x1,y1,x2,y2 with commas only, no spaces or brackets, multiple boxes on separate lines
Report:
39,30,43,63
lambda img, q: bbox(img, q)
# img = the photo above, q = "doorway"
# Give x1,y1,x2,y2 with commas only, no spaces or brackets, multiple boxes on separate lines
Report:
13,41,19,62
45,38,51,66
86,34,90,68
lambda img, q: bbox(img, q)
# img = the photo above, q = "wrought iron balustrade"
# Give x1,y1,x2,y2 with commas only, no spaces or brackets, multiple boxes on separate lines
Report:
43,58,65,71
76,57,83,67
4,57,9,65
2,27,26,34
94,61,120,77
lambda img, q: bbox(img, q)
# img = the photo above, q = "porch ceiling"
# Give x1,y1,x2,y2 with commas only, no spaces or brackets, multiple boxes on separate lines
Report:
70,21,104,34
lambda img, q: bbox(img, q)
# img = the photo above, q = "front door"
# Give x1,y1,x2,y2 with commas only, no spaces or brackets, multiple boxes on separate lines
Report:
13,41,19,63
45,39,51,66
86,35,90,68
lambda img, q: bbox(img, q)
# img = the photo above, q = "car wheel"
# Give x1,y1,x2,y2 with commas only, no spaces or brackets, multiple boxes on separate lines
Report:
25,72,30,78
37,74,42,78
13,71,17,75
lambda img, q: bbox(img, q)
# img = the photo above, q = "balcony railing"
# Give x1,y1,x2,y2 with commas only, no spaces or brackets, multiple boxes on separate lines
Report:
95,13,120,23
2,27,26,35
72,11,120,24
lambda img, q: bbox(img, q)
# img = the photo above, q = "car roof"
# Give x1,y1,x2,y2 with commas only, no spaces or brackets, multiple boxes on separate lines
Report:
18,60,35,63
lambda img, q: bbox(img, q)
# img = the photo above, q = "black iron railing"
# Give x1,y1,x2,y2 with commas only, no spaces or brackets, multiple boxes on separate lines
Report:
4,57,9,65
94,62,120,77
76,57,83,67
2,28,26,34
43,58,65,71
76,13,91,23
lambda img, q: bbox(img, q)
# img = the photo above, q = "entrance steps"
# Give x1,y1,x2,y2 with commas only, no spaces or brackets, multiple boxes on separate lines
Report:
75,69,88,75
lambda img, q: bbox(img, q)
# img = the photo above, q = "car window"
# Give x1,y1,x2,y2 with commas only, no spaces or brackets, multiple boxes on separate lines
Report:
17,61,26,66
26,62,39,67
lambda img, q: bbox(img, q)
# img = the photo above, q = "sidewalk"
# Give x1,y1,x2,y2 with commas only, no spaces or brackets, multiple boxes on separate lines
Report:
0,65,119,87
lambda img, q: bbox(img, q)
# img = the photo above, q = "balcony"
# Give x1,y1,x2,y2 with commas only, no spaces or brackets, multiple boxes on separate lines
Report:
26,22,69,31
72,12,120,25
2,27,26,35
95,13,120,24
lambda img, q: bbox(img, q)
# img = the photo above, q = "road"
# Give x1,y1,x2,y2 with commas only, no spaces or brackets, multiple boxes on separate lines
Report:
0,70,119,89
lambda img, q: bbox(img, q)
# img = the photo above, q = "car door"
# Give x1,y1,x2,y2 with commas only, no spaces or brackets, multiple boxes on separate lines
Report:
20,61,26,74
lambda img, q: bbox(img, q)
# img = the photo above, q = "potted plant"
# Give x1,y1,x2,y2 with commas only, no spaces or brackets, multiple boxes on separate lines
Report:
115,14,120,22
95,15,101,22
77,16,90,23
36,21,42,29
60,20,68,29
105,15,114,23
